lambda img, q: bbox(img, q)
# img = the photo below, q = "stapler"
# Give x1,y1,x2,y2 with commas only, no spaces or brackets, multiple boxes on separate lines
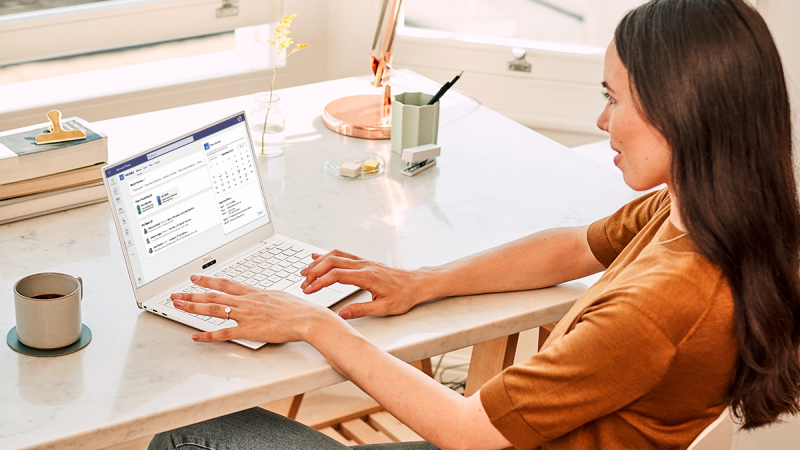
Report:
401,144,441,177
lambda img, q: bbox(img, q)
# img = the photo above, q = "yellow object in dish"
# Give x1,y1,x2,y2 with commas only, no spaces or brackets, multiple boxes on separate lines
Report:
363,160,380,172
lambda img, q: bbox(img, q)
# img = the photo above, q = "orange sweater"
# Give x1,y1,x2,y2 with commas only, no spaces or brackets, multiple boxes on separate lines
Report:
481,189,737,450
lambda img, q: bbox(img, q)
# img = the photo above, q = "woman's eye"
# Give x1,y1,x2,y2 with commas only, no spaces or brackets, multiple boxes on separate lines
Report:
602,87,615,104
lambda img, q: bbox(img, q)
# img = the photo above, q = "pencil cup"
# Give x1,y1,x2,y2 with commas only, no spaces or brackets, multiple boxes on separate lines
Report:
392,92,440,156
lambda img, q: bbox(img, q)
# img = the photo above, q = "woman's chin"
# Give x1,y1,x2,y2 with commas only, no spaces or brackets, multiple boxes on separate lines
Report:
621,173,653,192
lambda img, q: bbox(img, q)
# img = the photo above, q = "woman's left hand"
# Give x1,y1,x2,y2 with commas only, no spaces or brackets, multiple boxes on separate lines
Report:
170,275,336,343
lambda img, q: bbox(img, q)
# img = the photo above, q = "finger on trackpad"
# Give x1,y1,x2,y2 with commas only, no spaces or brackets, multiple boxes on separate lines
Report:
288,286,342,307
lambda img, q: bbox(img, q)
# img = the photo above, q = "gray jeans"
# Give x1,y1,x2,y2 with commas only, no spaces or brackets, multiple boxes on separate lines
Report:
149,407,440,450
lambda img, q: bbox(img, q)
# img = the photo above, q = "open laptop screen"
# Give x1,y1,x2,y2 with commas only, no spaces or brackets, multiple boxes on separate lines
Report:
104,113,270,288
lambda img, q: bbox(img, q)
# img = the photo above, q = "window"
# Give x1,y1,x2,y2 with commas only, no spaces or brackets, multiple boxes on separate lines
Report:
403,0,647,51
395,0,759,144
0,0,281,66
1,0,115,16
394,0,647,143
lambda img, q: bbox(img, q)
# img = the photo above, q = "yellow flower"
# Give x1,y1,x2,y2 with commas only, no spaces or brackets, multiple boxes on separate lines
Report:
268,14,307,59
259,14,309,155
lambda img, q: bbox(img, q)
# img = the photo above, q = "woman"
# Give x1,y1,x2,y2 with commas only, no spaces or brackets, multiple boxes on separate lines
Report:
150,0,800,448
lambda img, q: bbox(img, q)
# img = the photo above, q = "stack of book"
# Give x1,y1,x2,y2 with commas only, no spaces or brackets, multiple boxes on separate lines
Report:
0,117,108,225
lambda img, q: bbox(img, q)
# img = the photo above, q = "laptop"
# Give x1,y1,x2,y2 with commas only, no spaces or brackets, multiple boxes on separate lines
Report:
102,111,359,349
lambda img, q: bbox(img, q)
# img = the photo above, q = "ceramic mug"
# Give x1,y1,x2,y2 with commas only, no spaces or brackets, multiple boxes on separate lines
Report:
14,273,83,350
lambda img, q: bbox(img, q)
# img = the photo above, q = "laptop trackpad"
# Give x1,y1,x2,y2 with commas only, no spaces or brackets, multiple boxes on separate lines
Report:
287,285,344,307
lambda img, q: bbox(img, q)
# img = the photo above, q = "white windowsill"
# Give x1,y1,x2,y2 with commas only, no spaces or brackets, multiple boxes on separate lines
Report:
0,48,267,116
398,27,605,57
0,24,317,131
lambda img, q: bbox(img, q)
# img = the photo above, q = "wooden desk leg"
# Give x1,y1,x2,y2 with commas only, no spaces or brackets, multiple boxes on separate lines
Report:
538,322,558,351
410,358,433,378
463,333,519,397
261,393,305,420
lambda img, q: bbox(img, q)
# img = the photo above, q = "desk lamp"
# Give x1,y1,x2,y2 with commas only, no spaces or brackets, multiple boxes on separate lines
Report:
322,0,403,139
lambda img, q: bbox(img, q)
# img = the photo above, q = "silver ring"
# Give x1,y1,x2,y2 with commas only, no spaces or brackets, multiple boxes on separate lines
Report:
224,305,231,320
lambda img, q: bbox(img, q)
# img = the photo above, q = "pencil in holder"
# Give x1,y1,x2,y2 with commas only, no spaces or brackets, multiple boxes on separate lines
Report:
392,92,440,155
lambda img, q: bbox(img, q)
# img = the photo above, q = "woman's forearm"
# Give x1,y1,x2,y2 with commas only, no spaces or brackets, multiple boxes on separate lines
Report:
418,225,604,302
304,311,511,450
300,225,603,320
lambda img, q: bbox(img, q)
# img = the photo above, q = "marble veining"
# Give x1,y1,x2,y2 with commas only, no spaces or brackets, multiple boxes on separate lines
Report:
0,70,633,449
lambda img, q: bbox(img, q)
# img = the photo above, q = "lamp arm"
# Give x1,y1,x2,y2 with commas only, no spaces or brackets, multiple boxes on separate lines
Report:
372,0,403,88
372,0,391,52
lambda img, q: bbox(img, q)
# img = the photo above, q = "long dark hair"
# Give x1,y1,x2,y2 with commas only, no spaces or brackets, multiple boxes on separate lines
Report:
615,0,800,429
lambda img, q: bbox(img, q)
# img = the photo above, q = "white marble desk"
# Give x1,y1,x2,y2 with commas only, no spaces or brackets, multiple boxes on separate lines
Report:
0,70,633,450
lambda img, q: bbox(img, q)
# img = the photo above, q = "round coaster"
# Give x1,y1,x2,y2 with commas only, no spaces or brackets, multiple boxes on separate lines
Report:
6,324,92,357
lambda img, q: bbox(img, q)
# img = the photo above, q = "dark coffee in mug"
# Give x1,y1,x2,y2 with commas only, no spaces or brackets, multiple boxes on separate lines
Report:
14,273,83,349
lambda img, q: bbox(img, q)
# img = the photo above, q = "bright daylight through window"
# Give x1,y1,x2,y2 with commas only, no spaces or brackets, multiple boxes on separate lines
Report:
404,0,649,52
0,0,278,67
0,0,112,16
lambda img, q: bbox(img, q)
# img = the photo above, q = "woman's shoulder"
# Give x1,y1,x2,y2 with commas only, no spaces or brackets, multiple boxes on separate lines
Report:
602,239,733,347
588,188,672,267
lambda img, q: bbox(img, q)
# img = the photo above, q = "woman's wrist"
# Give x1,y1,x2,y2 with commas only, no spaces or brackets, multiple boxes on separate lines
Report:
301,306,351,346
413,265,452,304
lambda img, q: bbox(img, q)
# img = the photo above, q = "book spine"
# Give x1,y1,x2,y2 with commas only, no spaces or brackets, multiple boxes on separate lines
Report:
0,184,107,225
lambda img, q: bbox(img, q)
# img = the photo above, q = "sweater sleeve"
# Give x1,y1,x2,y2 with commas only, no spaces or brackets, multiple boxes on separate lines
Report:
587,188,670,267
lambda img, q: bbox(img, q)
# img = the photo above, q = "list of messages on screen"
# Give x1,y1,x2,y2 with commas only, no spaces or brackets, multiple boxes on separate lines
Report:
104,114,270,288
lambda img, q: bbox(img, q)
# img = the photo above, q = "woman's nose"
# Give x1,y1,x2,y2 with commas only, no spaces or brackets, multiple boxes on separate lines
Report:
597,104,610,132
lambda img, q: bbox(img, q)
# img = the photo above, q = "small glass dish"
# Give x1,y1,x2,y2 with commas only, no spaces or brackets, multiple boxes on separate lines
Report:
324,152,385,180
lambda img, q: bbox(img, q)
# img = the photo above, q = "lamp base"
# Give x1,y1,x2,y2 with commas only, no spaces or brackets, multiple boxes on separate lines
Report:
323,95,391,140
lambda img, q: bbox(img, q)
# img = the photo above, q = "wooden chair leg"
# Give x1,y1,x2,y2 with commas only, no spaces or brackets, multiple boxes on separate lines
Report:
287,393,304,420
305,401,422,443
260,393,305,420
410,358,433,377
538,322,558,351
304,401,383,430
463,333,519,397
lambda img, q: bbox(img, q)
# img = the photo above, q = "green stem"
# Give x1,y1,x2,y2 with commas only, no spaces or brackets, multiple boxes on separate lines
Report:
261,66,279,155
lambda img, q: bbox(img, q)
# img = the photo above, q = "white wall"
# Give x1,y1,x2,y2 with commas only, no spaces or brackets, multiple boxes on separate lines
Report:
758,0,800,185
279,0,376,84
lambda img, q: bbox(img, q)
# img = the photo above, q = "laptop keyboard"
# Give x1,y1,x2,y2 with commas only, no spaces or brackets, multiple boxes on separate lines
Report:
154,240,315,326
217,240,313,289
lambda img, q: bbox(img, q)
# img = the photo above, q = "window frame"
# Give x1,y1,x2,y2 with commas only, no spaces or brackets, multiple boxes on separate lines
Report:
393,0,758,137
392,27,608,138
0,0,281,66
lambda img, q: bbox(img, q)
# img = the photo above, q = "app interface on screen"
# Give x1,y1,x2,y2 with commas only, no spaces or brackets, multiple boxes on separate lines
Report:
105,115,269,287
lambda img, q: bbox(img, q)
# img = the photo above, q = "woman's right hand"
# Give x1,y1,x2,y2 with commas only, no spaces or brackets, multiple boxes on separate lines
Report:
299,250,434,319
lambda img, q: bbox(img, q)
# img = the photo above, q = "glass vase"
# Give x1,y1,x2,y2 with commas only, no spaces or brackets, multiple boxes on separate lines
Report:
249,92,285,158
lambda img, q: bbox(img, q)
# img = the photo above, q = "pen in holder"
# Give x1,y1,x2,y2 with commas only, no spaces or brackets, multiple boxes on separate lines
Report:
391,92,439,156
